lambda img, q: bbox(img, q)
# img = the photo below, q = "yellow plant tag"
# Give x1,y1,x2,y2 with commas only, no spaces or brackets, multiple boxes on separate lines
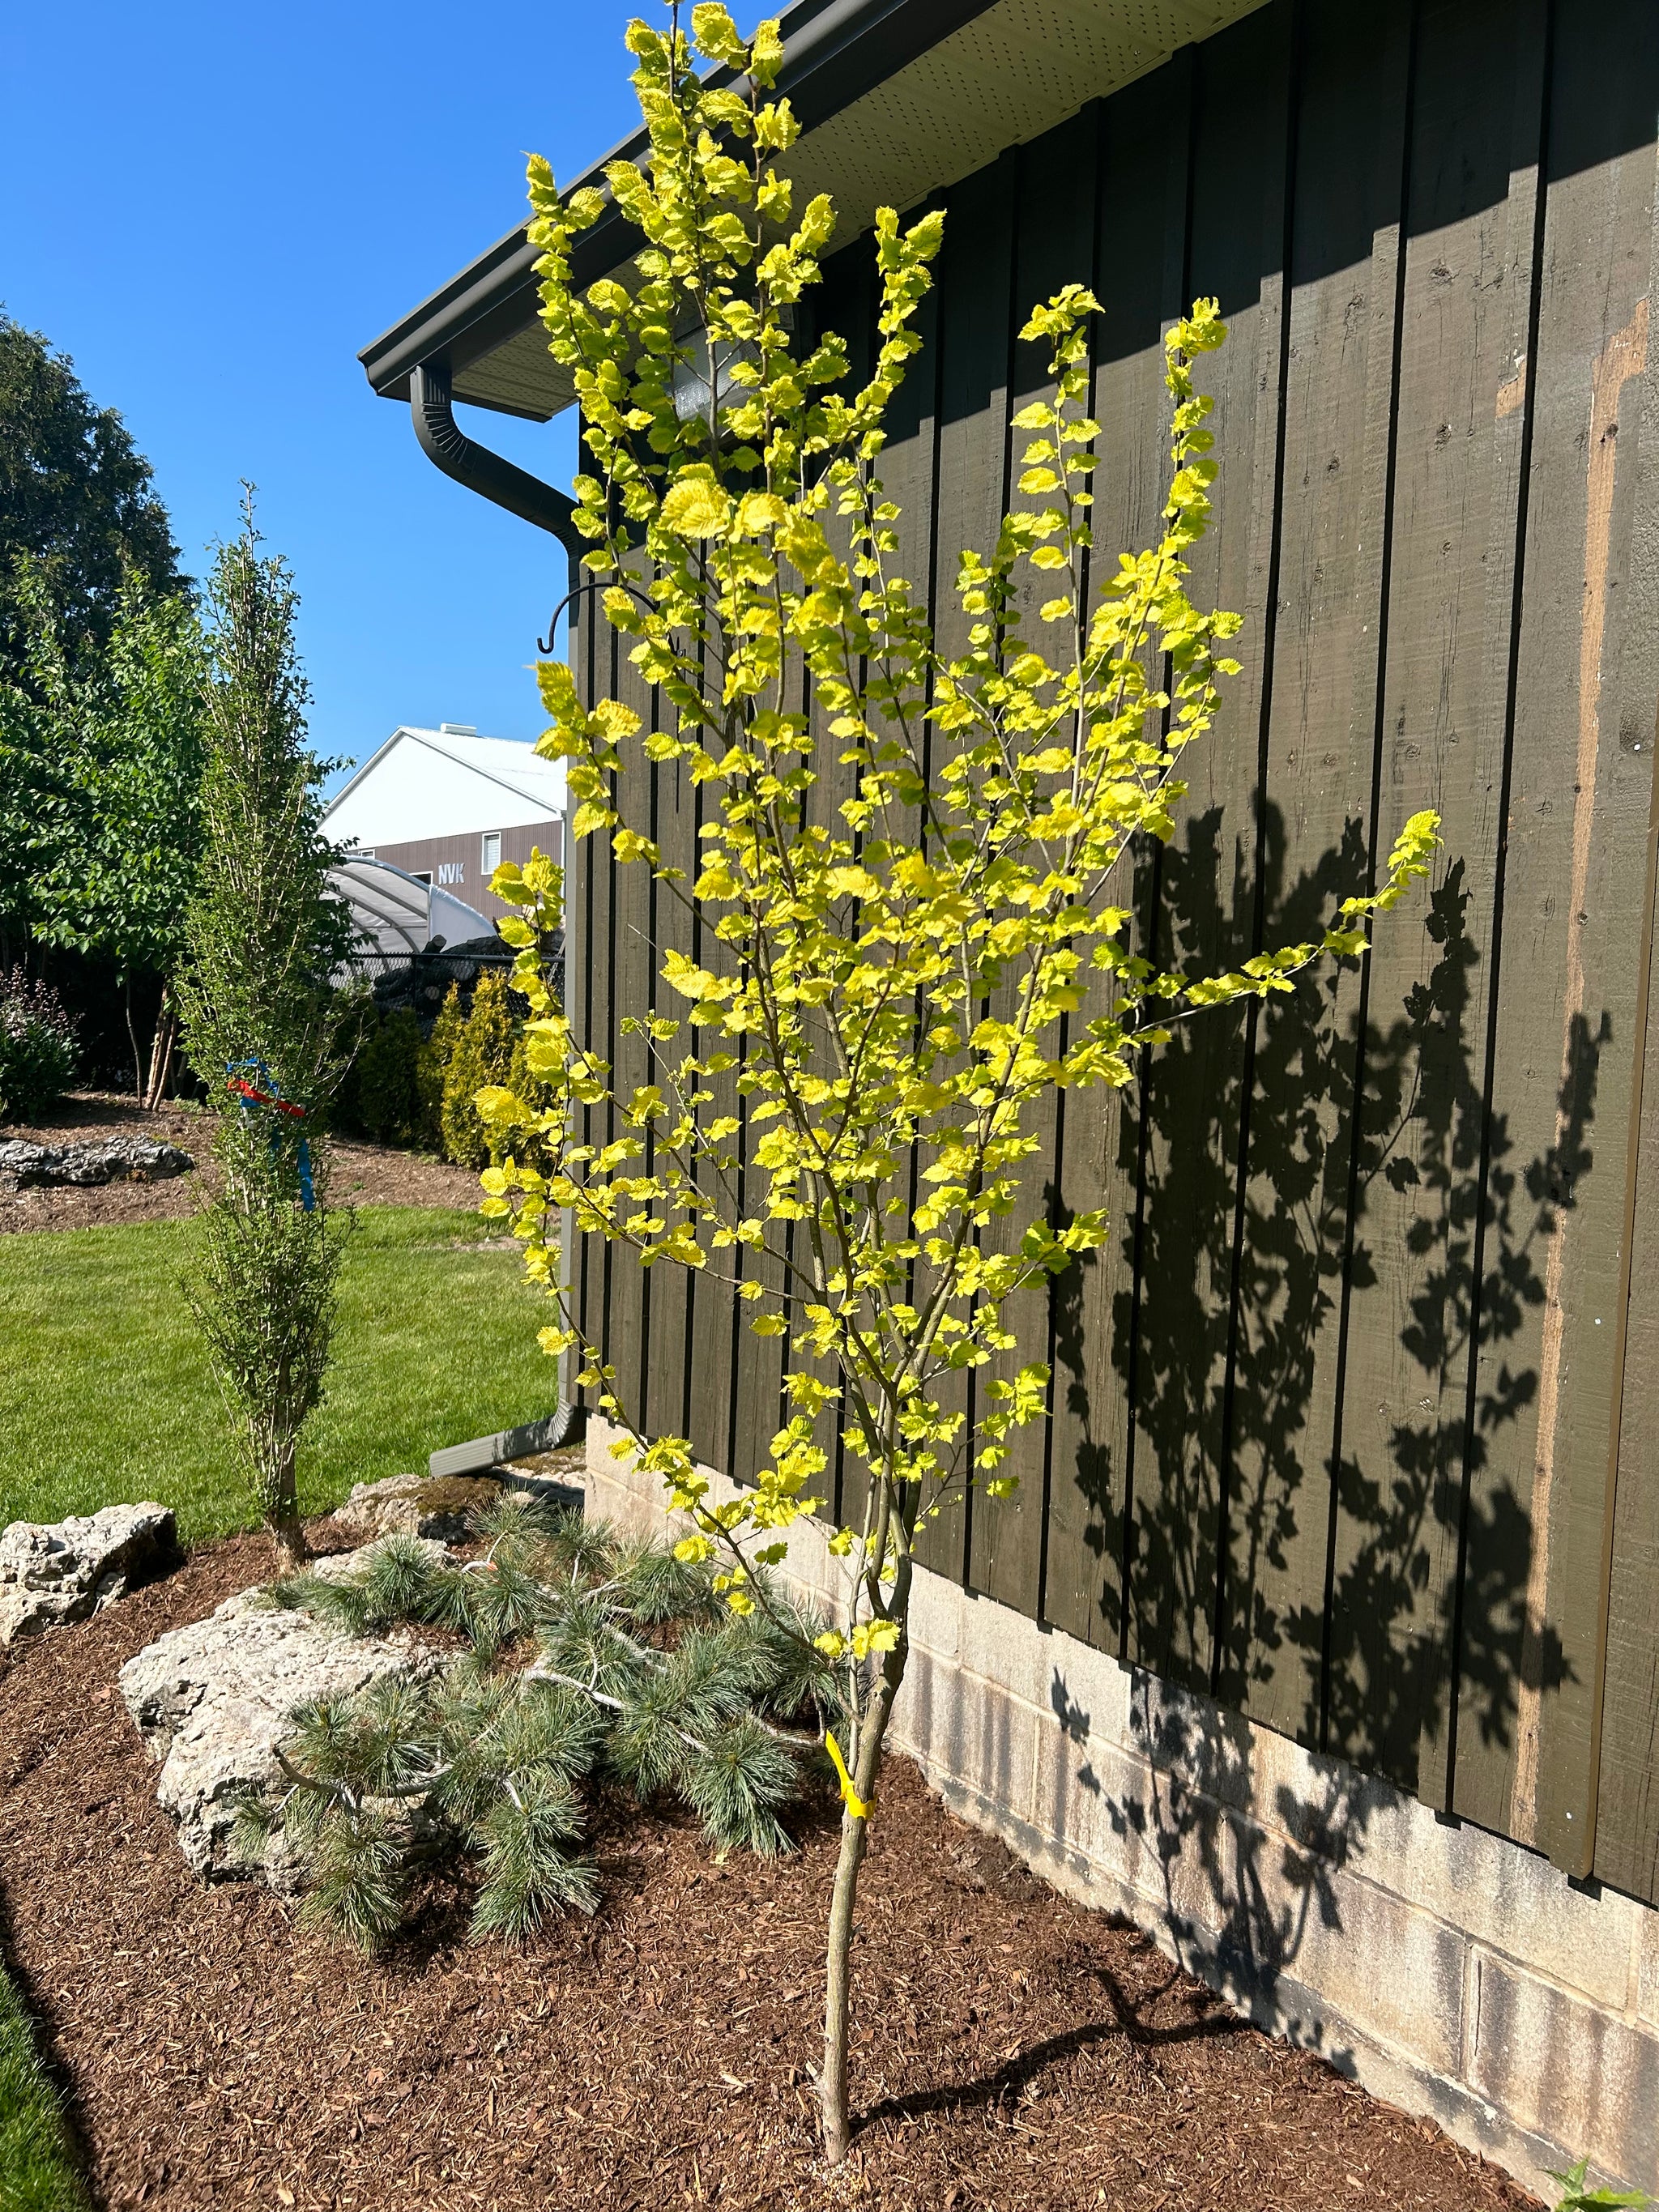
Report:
825,1730,870,1822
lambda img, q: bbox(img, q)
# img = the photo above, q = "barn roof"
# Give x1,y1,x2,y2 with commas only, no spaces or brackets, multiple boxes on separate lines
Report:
322,725,565,848
358,0,1268,425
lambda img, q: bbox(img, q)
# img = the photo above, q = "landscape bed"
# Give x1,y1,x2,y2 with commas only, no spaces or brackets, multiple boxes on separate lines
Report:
0,1532,1537,2212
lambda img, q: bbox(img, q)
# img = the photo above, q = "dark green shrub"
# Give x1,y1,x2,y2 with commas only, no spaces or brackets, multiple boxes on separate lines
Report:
0,969,79,1123
419,982,466,1152
328,981,374,1136
356,1007,423,1144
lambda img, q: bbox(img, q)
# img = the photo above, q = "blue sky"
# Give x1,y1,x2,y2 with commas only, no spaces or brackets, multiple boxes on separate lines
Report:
2,0,649,786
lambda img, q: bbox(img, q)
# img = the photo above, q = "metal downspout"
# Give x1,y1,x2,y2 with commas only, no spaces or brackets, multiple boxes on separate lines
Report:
410,358,586,1451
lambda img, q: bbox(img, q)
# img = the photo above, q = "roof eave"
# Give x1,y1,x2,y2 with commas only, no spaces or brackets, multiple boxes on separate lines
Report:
357,0,1004,416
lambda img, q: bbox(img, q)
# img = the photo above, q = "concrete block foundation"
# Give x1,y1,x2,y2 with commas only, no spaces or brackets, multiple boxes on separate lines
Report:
586,1419,1659,2201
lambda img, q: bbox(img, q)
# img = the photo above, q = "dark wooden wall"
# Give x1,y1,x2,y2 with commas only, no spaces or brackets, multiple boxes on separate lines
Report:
571,0,1659,1903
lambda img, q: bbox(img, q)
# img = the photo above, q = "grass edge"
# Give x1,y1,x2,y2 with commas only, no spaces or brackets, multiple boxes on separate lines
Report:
0,1941,91,2212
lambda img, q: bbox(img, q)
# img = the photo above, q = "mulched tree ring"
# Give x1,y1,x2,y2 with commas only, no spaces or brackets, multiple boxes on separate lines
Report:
0,1533,1540,2212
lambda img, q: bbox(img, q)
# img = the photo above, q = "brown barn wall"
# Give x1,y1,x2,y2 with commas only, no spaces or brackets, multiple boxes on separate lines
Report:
362,820,562,924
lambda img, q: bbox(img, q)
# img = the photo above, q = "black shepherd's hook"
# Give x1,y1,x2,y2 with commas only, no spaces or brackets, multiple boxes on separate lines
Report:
536,575,657,655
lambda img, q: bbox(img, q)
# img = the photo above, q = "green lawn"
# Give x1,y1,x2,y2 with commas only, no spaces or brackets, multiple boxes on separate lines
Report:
0,1208,557,1539
0,1958,87,2212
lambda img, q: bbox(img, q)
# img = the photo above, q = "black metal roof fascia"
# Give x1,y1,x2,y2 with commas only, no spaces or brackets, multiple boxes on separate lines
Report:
357,0,1004,409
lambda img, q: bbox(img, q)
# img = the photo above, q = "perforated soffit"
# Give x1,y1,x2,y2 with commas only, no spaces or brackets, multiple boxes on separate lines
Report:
450,0,1265,420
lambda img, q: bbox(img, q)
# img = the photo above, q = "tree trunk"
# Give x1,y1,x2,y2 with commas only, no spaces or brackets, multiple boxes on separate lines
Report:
820,1643,907,2164
123,974,143,1101
267,1445,308,1573
143,984,178,1110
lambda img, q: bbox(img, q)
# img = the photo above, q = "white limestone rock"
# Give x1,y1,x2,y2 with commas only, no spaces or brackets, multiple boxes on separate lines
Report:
330,1470,501,1545
118,1538,446,1886
0,1502,181,1644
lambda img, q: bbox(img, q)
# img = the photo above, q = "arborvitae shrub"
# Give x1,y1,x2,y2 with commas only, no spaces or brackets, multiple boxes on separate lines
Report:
327,982,374,1136
419,981,466,1153
440,970,514,1170
355,1008,423,1144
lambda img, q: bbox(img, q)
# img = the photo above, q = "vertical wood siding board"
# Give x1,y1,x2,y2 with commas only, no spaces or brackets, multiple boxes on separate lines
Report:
606,561,655,1436
1211,0,1302,1710
688,631,737,1477
911,151,1019,1592
811,241,882,1543
1324,0,1533,1800
644,666,694,1447
570,583,589,1367
984,109,1099,1622
1124,10,1285,1693
971,119,1103,1623
904,212,975,1586
1449,8,1659,1856
744,237,926,1506
1441,0,1561,1834
930,155,1018,1592
1035,102,1107,1630
640,724,659,1428
1591,122,1659,1905
1094,44,1200,1664
1590,602,1659,1899
578,579,603,1379
599,613,625,1413
787,249,848,1529
1316,0,1422,1754
1228,0,1417,1744
1040,79,1166,1647
1506,27,1659,1870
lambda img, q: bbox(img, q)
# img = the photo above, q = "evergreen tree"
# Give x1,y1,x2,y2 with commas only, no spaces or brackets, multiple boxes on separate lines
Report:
440,970,515,1169
177,502,350,1570
419,979,467,1149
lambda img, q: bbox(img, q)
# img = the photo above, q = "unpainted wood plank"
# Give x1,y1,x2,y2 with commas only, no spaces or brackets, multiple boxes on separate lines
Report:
1593,372,1659,1897
1456,0,1659,1868
1325,0,1541,1802
1217,0,1415,1742
1122,5,1294,1698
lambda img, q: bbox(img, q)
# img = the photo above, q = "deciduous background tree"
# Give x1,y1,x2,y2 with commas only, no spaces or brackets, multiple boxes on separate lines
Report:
0,318,203,1096
0,313,181,688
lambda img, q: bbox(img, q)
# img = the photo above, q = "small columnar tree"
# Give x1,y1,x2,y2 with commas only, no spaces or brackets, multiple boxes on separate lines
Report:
481,5,1439,2163
179,505,350,1571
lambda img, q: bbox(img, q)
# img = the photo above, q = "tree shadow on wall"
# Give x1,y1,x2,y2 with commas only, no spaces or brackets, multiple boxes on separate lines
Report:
1041,800,1592,2040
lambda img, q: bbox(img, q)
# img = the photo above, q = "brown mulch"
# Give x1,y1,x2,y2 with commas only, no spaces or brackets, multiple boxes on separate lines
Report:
0,1093,480,1232
0,1537,1536,2212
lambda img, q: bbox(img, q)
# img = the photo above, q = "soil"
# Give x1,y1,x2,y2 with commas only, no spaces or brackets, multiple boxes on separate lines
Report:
0,1093,482,1233
0,1533,1537,2212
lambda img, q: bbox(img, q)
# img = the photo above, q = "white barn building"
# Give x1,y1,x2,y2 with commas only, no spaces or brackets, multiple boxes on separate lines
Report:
322,723,565,923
